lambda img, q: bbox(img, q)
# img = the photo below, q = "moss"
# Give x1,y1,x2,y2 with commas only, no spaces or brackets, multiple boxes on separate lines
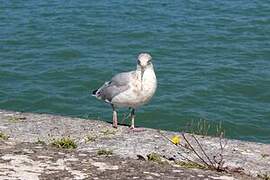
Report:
51,137,77,149
35,138,46,145
8,116,26,123
85,135,97,143
176,161,207,170
101,129,116,136
261,154,270,158
0,132,9,140
147,153,164,164
97,149,113,156
257,173,270,180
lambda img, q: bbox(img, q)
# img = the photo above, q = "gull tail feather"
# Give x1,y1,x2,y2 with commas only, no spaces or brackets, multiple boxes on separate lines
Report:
91,81,111,99
92,89,101,99
92,89,98,96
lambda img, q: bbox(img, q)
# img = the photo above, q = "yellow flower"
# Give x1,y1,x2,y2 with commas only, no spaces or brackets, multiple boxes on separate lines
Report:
171,135,181,145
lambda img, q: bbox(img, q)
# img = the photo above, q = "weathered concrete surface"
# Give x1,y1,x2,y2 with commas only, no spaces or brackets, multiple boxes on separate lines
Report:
0,110,269,179
0,141,250,180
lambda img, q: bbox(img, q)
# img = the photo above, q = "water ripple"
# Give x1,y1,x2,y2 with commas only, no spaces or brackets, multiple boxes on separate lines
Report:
0,0,269,143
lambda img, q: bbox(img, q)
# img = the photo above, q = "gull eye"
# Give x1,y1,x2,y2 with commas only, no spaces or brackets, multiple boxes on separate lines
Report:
147,60,152,65
137,60,141,65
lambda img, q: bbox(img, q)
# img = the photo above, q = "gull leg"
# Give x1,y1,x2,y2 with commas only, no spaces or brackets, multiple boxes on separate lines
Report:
130,108,135,129
129,109,145,132
112,105,118,128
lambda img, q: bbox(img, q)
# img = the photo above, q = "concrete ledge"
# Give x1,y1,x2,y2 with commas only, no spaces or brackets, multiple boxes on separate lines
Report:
0,109,269,179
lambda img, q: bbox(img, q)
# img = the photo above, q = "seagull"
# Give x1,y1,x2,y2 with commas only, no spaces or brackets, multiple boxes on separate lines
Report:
92,53,157,129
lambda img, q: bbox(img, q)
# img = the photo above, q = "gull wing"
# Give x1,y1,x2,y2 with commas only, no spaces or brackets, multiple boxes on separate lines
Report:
93,71,136,103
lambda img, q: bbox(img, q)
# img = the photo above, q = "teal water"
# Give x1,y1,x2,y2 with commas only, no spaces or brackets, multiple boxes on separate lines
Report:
0,1,269,143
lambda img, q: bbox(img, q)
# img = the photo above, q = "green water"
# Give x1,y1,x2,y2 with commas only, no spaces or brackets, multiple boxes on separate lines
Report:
0,1,269,143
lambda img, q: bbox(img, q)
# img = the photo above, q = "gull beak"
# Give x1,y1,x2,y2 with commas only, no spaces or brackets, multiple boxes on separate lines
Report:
141,67,145,82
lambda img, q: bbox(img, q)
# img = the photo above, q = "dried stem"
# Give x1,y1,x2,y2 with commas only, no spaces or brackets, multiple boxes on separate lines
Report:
190,134,215,168
182,133,212,169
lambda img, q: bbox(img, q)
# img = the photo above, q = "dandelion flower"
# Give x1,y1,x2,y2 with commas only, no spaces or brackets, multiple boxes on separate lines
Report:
171,135,181,145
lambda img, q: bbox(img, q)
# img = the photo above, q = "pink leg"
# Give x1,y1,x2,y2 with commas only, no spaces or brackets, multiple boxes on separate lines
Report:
129,109,145,132
112,105,118,128
130,108,135,129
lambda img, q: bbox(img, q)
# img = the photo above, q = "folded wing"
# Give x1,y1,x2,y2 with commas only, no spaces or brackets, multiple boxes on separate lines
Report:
92,71,136,103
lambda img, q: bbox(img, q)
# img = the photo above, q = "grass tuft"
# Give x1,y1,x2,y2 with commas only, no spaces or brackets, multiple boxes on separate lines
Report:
51,137,77,149
8,116,26,123
85,135,97,143
0,132,9,140
35,138,46,145
147,153,164,164
257,173,270,180
182,119,226,138
101,129,116,136
176,161,207,169
261,154,270,158
97,149,113,156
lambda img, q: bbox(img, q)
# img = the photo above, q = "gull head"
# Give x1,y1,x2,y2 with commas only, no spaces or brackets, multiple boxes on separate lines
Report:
137,53,152,81
137,53,152,68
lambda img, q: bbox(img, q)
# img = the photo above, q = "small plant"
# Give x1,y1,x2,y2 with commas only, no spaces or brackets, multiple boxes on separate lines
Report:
181,133,227,171
0,132,9,140
179,120,227,172
35,138,46,145
147,153,164,164
8,116,26,123
182,119,226,138
158,121,227,172
261,154,270,158
97,149,113,156
101,129,116,136
51,137,77,149
176,161,207,169
257,173,270,180
85,135,97,143
194,119,211,136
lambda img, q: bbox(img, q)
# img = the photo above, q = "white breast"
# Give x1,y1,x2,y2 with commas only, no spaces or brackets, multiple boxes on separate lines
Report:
111,67,157,108
140,67,157,105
